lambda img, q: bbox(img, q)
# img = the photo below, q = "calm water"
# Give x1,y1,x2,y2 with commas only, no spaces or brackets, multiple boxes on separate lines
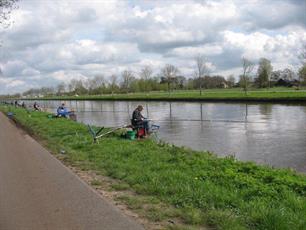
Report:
23,100,306,173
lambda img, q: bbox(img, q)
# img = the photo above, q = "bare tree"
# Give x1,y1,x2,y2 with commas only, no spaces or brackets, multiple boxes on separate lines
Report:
121,70,134,93
109,74,118,95
0,0,19,28
161,64,179,94
227,75,236,88
194,55,210,95
299,44,306,65
298,44,306,88
56,83,66,96
139,66,153,93
68,79,87,95
87,75,105,94
241,57,254,95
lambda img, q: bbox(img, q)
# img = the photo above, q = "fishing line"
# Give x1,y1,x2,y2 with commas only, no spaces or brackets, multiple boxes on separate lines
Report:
151,119,265,124
22,105,264,124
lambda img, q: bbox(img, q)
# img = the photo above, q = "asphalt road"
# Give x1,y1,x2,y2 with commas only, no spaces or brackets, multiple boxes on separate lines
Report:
0,112,144,230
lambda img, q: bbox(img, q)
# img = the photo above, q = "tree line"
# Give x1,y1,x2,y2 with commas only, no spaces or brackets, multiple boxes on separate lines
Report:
18,51,305,98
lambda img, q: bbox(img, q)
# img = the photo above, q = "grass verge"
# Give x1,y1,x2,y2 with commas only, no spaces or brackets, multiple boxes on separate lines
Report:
1,105,306,230
27,88,306,103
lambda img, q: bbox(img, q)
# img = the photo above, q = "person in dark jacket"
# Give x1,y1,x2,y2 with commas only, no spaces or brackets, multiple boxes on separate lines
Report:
33,102,40,111
132,105,149,133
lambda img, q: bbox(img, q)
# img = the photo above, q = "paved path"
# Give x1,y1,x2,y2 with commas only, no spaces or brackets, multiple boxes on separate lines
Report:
0,112,144,230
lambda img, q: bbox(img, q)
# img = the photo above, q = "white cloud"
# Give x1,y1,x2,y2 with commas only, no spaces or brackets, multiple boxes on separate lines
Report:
0,0,305,94
51,71,89,83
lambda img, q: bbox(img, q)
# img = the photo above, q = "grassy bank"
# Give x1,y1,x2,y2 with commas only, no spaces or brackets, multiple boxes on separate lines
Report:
1,105,306,230
28,89,306,103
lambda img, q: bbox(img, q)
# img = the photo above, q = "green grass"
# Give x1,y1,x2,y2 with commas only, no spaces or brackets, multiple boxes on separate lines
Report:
29,88,306,102
1,105,306,230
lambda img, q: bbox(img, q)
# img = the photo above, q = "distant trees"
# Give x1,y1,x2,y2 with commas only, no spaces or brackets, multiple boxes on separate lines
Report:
109,74,118,95
271,68,295,85
299,65,306,86
227,75,236,88
255,58,273,88
121,70,135,93
194,55,210,95
139,66,153,93
19,51,306,98
241,57,254,95
56,83,65,96
161,64,179,94
298,44,306,87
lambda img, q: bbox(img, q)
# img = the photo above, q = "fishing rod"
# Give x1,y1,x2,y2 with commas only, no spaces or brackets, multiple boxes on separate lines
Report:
150,118,266,124
22,105,261,124
25,106,130,113
88,123,130,142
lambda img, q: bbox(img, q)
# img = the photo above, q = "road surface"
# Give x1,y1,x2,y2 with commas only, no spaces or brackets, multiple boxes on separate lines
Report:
0,112,144,230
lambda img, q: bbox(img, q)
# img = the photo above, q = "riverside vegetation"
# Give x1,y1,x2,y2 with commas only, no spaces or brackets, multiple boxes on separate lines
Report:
26,88,306,103
1,105,306,230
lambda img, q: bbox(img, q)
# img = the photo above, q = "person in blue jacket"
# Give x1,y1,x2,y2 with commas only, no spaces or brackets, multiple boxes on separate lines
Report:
57,103,69,117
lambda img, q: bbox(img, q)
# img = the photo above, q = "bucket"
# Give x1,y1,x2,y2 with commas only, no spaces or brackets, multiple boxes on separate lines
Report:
7,112,14,118
126,130,136,140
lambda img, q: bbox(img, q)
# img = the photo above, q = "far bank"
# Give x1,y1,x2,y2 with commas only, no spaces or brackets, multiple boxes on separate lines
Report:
12,89,306,104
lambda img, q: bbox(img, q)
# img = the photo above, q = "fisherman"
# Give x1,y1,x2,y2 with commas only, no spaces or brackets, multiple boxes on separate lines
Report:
33,102,40,111
57,103,69,117
132,105,149,135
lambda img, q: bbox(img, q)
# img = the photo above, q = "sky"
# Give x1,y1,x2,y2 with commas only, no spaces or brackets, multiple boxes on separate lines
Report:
0,0,306,94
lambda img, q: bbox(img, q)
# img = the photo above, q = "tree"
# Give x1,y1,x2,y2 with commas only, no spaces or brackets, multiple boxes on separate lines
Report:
241,57,254,95
69,79,87,95
255,58,273,88
109,74,118,95
121,70,134,93
298,65,306,86
227,75,236,88
298,44,306,65
56,83,65,96
194,55,209,95
0,0,19,28
298,44,306,88
161,64,179,94
88,75,105,94
139,66,153,93
173,76,186,89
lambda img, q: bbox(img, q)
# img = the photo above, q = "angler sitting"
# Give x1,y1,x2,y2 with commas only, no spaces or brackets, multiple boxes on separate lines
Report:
57,103,69,118
132,105,149,136
33,102,40,111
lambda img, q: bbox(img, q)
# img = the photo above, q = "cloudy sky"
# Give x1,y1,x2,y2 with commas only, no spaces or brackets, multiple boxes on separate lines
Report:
0,0,306,94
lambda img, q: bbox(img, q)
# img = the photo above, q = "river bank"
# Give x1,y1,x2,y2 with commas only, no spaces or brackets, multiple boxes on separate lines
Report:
1,105,306,230
22,89,306,104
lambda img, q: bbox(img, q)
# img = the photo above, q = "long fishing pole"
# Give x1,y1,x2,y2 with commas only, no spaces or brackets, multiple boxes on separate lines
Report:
23,105,262,124
149,119,265,124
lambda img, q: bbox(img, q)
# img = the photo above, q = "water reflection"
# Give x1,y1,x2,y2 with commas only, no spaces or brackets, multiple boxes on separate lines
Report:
21,100,306,173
